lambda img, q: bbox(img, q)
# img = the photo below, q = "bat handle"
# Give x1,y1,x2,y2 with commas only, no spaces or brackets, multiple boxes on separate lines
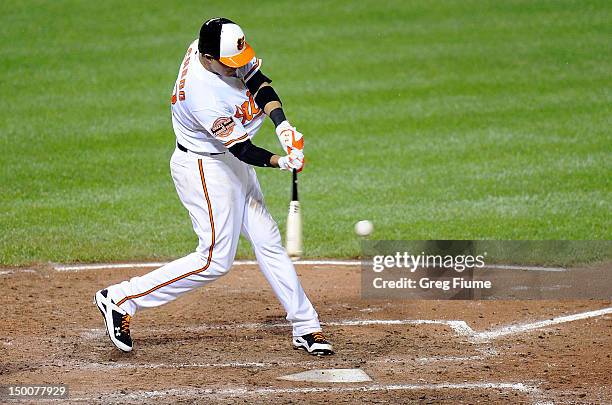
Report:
292,169,298,201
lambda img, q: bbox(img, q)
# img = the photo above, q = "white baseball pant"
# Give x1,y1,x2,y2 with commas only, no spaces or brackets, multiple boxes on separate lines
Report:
107,147,321,336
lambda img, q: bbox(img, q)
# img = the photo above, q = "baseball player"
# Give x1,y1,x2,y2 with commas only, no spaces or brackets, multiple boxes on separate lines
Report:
94,17,333,356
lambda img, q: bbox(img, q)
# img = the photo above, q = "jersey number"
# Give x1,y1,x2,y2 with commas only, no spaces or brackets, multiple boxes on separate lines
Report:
172,49,192,105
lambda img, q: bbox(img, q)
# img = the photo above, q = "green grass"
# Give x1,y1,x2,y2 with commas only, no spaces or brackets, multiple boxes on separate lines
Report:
1,0,610,265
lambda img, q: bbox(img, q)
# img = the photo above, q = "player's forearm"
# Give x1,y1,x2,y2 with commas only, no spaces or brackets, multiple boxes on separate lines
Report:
269,155,280,168
252,82,287,128
246,73,301,161
263,101,281,114
228,139,279,168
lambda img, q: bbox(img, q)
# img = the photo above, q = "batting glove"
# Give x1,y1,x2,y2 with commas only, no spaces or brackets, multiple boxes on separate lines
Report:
278,149,304,172
276,121,304,154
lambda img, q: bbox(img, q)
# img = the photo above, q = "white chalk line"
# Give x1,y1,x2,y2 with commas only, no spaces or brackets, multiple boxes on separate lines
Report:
55,262,171,271
53,260,566,272
324,319,474,337
0,269,37,276
485,264,565,272
415,355,484,364
67,382,540,402
78,360,287,370
470,306,612,343
80,318,474,340
70,355,485,371
54,260,358,271
82,307,612,344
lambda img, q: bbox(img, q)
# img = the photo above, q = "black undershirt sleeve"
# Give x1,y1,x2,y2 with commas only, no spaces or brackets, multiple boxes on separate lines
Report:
246,71,288,128
245,70,272,95
228,139,274,168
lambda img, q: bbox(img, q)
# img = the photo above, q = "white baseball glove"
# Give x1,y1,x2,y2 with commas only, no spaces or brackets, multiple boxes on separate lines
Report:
278,148,304,172
276,121,304,154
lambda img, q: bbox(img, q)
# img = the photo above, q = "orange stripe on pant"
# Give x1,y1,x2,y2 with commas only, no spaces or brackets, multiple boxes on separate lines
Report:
116,159,215,307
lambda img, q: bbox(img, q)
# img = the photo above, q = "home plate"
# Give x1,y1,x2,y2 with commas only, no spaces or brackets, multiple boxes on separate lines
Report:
278,368,372,383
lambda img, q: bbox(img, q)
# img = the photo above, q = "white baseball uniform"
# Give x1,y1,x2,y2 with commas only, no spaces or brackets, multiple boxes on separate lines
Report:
106,40,321,337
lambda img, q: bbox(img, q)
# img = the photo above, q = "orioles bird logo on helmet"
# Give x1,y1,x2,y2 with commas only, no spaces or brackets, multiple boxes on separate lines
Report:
237,36,245,51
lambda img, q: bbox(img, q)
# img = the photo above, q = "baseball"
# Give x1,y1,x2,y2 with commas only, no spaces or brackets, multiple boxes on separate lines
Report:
355,220,374,237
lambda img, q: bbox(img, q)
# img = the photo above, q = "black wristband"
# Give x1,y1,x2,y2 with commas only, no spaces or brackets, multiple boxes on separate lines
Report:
269,108,287,127
228,139,274,168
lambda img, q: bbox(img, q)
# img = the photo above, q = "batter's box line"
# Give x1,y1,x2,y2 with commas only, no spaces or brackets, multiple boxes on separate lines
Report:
68,382,541,403
468,306,612,343
80,319,472,340
53,260,567,272
80,306,612,343
326,319,475,336
49,355,489,373
328,307,612,343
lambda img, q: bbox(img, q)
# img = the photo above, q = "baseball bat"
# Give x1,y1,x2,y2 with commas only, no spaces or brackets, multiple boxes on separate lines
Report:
286,169,303,260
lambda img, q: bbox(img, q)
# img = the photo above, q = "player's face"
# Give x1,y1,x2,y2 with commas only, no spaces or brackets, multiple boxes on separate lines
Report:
209,58,238,77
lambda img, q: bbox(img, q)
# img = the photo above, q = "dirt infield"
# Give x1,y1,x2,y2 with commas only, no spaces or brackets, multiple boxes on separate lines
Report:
1,262,610,404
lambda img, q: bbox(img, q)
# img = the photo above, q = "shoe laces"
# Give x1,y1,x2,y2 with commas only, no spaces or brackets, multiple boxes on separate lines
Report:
121,314,131,335
312,332,326,342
